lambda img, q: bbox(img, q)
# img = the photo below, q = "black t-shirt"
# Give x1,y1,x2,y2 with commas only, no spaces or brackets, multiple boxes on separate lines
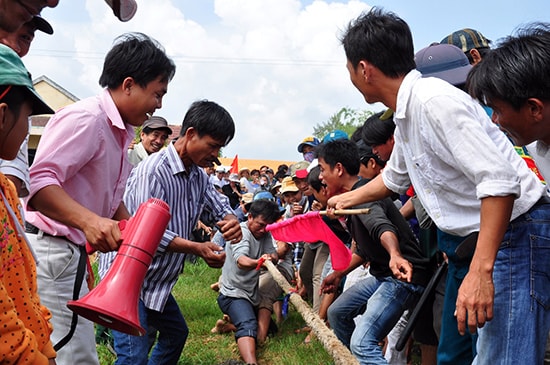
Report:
222,184,241,209
347,178,431,286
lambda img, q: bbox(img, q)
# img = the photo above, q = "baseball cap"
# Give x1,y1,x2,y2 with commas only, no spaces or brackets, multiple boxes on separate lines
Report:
280,176,299,194
0,45,54,115
297,136,320,153
143,116,172,135
289,160,310,179
253,191,275,201
415,43,472,86
440,28,490,53
322,130,349,144
215,166,226,173
30,16,53,35
228,173,240,183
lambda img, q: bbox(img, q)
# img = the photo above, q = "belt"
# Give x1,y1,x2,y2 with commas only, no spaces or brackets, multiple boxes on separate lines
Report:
533,194,550,208
25,221,69,241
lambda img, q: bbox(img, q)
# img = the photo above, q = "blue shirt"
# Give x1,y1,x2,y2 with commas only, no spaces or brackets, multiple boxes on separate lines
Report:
99,143,234,311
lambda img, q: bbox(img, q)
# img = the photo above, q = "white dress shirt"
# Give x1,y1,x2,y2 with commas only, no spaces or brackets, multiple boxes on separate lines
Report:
382,70,545,236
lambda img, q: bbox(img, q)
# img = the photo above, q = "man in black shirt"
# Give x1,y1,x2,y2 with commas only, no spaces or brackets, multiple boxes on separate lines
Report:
318,139,429,364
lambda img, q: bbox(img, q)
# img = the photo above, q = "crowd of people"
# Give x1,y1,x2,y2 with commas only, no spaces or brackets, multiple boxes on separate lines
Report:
0,2,550,365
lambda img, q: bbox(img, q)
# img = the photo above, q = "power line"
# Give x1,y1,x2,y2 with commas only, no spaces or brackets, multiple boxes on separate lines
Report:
27,49,343,66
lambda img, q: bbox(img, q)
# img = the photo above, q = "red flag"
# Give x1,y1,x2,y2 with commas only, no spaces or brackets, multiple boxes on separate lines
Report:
230,154,239,174
266,211,351,271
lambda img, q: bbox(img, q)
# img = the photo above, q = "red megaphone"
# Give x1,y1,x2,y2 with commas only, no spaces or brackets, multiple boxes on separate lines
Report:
67,198,170,336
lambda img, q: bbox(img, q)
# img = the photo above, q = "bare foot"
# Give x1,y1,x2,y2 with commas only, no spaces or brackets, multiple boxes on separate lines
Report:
303,332,315,344
212,318,236,334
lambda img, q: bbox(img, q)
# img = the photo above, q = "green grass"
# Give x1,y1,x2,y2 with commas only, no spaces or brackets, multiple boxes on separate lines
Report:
95,259,334,365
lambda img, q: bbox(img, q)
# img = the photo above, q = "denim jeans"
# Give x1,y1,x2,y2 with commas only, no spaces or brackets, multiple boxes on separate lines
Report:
437,231,477,365
327,275,423,365
217,294,258,340
112,295,188,365
473,203,550,365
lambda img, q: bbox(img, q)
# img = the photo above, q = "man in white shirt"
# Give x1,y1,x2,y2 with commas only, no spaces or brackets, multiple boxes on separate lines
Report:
328,9,550,365
468,24,550,365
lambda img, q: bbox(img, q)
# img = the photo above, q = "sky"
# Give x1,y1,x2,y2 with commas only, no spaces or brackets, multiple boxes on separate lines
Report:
26,0,550,162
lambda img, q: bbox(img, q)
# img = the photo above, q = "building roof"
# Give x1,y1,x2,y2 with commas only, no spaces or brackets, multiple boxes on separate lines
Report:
33,75,80,103
217,157,296,172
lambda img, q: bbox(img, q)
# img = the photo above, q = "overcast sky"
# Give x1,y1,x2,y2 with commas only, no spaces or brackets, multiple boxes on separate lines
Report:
26,0,550,161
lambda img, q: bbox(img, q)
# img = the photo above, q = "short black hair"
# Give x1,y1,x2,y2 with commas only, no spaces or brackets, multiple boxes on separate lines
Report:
99,32,176,89
467,22,550,110
248,199,282,224
180,100,235,145
315,139,360,176
357,140,386,168
307,165,324,192
361,111,396,146
0,85,26,119
341,8,415,78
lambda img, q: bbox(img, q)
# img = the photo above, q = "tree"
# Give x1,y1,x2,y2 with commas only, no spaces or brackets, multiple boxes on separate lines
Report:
313,107,374,140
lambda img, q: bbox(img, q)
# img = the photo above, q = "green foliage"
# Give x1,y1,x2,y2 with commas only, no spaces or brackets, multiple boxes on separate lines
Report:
313,107,374,140
134,126,142,143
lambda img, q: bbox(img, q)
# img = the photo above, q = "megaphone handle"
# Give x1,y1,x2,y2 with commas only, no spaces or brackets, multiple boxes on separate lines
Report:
85,219,128,255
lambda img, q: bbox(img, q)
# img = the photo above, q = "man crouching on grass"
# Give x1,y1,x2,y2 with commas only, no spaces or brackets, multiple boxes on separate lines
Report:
218,199,283,365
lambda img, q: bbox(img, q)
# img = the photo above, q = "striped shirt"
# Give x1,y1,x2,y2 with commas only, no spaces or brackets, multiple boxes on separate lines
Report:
98,143,233,311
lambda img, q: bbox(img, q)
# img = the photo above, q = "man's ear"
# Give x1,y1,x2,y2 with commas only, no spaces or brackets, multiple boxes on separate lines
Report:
526,98,545,124
184,126,196,139
358,60,372,81
469,49,483,65
121,77,135,94
335,162,344,177
0,103,8,131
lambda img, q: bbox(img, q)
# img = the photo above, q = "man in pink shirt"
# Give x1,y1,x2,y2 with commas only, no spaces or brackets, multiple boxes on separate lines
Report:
25,32,175,365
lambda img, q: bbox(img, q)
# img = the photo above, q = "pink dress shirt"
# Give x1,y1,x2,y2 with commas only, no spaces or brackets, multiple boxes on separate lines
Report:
26,88,134,245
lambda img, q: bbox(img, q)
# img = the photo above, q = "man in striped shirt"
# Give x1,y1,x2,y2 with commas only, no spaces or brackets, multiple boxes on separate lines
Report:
99,100,242,365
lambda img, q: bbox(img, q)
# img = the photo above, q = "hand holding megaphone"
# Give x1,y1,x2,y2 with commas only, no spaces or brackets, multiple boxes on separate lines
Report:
82,216,124,254
69,198,171,336
85,219,126,255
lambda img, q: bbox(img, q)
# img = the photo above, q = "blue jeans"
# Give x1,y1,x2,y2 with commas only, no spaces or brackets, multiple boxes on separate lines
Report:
473,203,550,365
217,294,258,340
327,275,423,365
112,295,188,365
437,231,477,365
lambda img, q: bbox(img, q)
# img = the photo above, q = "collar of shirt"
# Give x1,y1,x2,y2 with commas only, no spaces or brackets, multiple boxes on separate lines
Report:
101,88,129,132
165,142,198,178
395,70,421,121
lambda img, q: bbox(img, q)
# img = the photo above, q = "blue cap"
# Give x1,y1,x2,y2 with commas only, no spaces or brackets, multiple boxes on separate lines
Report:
322,130,348,144
415,43,472,86
253,191,274,201
297,136,320,153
